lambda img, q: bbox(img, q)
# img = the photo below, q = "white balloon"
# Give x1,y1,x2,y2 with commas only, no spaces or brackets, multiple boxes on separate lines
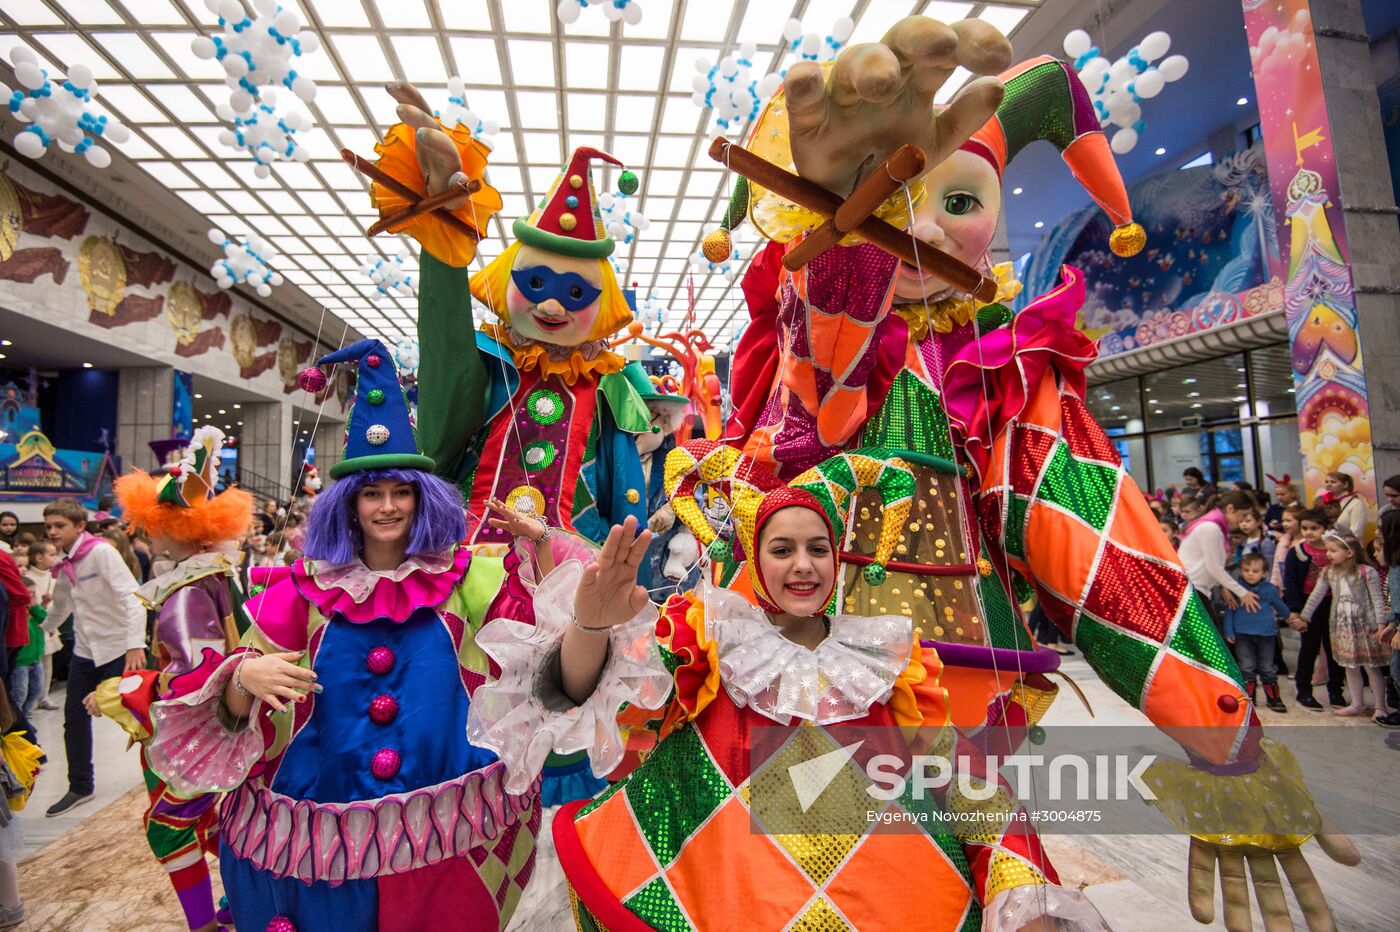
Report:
783,18,803,41
84,145,111,168
218,0,243,23
831,16,855,43
1063,29,1093,59
1158,55,1189,81
105,120,130,143
1134,69,1165,99
68,64,93,88
14,131,44,159
1140,31,1171,61
209,228,226,245
14,62,44,90
299,33,319,55
9,46,36,66
1110,127,1138,154
556,0,581,24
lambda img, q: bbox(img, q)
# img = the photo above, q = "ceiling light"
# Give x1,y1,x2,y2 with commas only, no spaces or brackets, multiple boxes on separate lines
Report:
1012,187,1023,195
233,403,241,409
1233,396,1247,402
1236,383,1246,388
237,421,244,426
0,340,10,346
1237,367,1247,373
218,409,226,414
224,424,232,429
1033,220,1045,229
1154,147,1166,155
1236,97,1249,106
0,353,6,360
194,393,203,399
82,362,93,368
1191,403,1203,408
1183,378,1197,384
1111,405,1121,411
1154,409,1165,415
1187,391,1200,397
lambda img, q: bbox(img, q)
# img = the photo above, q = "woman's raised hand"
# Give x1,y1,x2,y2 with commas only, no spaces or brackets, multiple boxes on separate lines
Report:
573,516,652,631
484,496,546,541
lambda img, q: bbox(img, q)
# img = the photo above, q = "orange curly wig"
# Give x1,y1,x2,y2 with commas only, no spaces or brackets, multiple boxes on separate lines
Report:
115,471,254,545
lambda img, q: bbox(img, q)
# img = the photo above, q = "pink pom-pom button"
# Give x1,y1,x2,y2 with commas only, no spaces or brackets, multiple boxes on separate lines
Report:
297,366,327,393
371,747,401,780
368,693,399,725
365,353,382,368
366,646,395,675
266,917,297,932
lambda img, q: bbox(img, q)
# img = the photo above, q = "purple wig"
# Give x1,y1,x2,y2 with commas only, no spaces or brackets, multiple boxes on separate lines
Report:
302,467,466,566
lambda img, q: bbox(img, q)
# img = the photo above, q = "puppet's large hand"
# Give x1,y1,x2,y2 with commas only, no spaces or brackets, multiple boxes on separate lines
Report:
385,82,473,210
784,16,1011,196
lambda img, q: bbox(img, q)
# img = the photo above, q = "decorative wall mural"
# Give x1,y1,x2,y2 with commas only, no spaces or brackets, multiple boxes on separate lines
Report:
1023,143,1282,357
0,169,88,284
0,161,330,401
167,280,232,357
277,334,313,394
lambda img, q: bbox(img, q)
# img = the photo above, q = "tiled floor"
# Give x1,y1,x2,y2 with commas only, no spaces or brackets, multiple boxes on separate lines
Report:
15,636,1400,930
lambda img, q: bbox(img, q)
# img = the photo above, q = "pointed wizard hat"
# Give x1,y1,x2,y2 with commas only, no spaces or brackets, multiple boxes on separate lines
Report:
515,146,625,259
317,339,435,479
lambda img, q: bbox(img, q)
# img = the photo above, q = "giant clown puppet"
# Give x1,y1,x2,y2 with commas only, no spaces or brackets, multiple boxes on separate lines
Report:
713,16,1358,931
369,85,649,546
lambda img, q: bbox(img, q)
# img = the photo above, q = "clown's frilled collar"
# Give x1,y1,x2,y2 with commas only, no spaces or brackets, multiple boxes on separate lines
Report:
470,147,634,385
663,439,916,614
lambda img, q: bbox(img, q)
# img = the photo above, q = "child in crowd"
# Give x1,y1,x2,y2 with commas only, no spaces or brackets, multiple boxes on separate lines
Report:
1224,552,1291,712
1226,528,1247,573
1282,508,1345,710
22,542,58,712
1158,515,1179,550
1236,507,1275,566
43,499,147,817
1291,530,1392,720
1272,503,1302,588
8,579,44,722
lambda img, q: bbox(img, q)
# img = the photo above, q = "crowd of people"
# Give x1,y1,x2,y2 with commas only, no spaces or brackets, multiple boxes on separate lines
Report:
1143,469,1400,740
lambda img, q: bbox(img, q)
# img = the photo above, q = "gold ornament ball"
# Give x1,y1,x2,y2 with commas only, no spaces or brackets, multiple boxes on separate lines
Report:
1110,222,1146,257
702,228,732,263
559,212,578,232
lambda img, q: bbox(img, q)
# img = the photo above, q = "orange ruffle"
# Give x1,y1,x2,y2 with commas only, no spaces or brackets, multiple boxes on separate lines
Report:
115,471,253,545
888,641,951,730
482,323,628,386
371,122,503,267
655,594,721,739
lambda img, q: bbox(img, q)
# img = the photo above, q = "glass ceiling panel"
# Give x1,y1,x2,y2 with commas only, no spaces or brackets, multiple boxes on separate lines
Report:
0,0,1040,344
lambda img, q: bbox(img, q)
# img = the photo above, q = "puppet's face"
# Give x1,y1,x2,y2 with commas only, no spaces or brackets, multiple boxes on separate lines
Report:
893,150,1002,304
504,242,605,347
636,401,689,455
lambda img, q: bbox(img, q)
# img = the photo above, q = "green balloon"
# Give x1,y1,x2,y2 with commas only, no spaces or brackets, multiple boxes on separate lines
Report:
618,169,640,196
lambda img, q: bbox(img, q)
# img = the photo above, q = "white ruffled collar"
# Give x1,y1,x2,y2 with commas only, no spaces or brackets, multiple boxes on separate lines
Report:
701,581,914,725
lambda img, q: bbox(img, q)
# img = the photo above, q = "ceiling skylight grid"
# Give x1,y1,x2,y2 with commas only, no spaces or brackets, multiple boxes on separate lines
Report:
0,0,1040,346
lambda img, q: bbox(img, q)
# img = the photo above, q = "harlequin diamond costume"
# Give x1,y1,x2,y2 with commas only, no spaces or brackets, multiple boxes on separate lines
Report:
465,441,1108,931
718,51,1287,783
96,426,252,932
143,341,664,932
373,125,650,546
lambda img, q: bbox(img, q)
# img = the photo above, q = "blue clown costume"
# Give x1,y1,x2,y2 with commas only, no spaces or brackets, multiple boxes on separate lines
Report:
145,340,574,932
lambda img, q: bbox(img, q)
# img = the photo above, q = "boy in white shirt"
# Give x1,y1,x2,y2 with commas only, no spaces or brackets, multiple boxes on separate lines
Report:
43,499,146,817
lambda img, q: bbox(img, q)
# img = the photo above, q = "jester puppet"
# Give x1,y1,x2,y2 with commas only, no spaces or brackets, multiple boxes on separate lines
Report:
715,16,1358,929
87,426,250,932
367,85,648,546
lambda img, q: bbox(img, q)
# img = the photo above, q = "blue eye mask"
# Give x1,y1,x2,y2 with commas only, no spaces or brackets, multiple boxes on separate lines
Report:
510,265,602,313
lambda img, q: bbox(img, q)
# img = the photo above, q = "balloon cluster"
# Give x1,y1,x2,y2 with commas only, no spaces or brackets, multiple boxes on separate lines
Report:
0,48,130,168
361,253,416,299
208,228,283,297
692,17,853,136
392,335,420,378
216,89,310,178
193,0,319,171
440,76,499,146
599,191,649,247
1063,29,1188,154
781,16,855,64
556,0,643,27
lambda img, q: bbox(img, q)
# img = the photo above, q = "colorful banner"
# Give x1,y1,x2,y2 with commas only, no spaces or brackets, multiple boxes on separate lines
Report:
1243,0,1375,510
0,427,117,508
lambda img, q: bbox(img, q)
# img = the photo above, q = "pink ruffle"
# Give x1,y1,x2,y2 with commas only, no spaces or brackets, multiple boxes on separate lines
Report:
147,651,268,796
292,546,472,624
942,265,1099,478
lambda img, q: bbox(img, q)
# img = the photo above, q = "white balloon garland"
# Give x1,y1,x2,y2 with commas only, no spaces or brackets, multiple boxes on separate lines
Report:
209,228,283,298
0,47,130,168
1063,28,1189,154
